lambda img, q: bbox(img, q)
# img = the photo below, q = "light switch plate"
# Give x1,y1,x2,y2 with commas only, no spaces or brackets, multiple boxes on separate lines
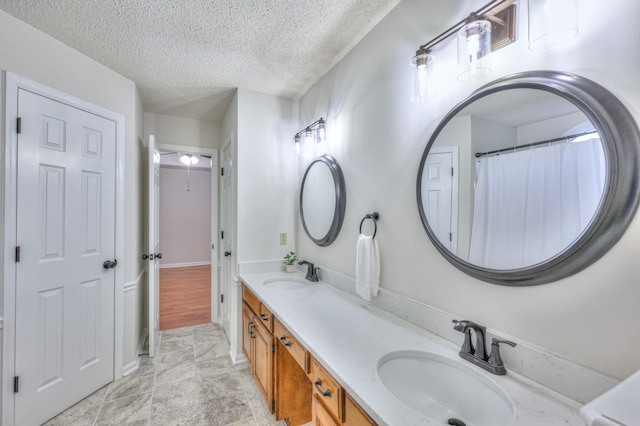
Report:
280,233,287,245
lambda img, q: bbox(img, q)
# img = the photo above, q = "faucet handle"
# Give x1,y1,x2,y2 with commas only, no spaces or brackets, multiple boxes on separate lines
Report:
487,338,516,375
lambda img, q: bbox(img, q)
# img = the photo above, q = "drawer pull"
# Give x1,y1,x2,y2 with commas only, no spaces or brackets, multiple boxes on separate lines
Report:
314,379,331,397
260,313,269,322
279,335,292,347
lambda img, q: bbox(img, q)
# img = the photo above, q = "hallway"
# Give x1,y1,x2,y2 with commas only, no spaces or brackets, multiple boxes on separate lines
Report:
44,323,283,425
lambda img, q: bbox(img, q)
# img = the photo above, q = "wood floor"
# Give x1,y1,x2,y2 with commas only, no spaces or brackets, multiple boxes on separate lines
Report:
159,265,211,330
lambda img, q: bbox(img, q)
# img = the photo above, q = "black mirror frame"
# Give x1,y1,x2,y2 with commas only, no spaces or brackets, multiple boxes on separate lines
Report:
417,71,640,286
300,155,346,247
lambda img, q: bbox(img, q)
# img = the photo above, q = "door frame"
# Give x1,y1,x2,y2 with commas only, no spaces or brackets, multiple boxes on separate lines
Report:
156,143,219,325
2,72,126,425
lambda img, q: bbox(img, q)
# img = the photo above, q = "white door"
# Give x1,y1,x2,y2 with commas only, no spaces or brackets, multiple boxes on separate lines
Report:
15,89,116,425
147,135,161,357
220,142,233,335
422,151,455,251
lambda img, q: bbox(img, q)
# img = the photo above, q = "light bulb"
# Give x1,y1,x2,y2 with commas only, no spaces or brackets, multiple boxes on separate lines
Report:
180,154,198,165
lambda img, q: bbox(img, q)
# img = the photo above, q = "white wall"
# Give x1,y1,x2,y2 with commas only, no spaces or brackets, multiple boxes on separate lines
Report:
144,112,221,149
237,89,297,263
296,0,640,380
0,9,145,406
159,167,212,266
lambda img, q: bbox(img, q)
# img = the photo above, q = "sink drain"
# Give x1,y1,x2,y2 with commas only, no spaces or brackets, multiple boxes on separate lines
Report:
447,419,466,426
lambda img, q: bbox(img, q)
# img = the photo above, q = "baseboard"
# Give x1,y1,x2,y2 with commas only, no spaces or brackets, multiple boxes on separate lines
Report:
160,261,211,269
122,327,148,376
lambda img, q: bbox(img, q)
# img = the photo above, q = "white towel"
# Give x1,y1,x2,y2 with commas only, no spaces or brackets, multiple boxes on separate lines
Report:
355,234,380,301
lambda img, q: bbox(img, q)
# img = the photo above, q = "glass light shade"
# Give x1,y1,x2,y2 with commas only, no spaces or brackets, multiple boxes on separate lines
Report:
457,20,492,82
528,0,578,50
304,129,315,155
317,120,326,142
294,135,302,155
180,154,198,165
410,51,435,102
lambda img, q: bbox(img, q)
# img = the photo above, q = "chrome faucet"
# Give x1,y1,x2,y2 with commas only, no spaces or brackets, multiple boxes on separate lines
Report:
298,260,319,282
452,319,516,375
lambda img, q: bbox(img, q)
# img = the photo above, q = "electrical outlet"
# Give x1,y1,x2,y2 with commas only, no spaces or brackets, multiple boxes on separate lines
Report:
280,233,287,245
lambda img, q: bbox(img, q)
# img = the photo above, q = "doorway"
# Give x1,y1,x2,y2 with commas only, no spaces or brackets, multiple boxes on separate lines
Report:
156,146,219,331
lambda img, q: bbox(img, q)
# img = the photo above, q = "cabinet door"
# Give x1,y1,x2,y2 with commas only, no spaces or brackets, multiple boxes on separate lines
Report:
312,395,340,426
344,393,376,426
252,317,274,411
241,303,254,363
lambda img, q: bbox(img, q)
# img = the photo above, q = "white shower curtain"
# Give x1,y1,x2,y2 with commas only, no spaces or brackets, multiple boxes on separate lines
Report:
468,137,605,269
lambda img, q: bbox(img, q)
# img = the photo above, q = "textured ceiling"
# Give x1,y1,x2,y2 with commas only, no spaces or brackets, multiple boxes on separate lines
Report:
0,0,401,121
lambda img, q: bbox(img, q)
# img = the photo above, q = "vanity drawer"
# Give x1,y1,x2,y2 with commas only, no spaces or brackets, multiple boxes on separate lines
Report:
242,285,273,332
312,359,343,422
273,317,309,373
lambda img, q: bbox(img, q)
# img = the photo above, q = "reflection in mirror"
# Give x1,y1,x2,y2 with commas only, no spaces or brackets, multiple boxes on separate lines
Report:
417,71,640,286
422,89,604,269
300,155,346,247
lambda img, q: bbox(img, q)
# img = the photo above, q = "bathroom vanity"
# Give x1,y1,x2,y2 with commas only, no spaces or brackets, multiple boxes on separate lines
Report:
240,271,585,426
241,280,374,425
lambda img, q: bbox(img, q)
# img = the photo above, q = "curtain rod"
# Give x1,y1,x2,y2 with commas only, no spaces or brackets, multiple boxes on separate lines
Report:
475,130,598,158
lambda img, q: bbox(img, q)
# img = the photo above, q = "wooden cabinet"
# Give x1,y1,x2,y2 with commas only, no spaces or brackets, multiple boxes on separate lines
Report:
274,317,309,373
344,394,375,426
313,395,340,426
242,283,376,426
242,301,274,412
243,285,273,332
312,359,344,422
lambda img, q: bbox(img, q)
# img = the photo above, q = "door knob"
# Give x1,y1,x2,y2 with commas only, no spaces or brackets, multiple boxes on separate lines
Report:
103,259,118,269
224,251,232,257
155,253,162,259
142,253,149,260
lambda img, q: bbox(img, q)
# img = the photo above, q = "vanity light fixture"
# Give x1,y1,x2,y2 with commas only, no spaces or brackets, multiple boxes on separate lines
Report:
410,0,516,101
293,117,327,155
528,0,579,50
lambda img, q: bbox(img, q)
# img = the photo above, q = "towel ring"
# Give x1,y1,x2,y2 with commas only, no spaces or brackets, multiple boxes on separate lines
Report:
359,212,380,239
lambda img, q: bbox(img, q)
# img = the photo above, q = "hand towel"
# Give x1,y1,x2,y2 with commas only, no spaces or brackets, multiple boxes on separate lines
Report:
355,234,380,301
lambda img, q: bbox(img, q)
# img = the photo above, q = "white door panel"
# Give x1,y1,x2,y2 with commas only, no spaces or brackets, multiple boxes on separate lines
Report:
15,89,116,425
422,151,454,251
147,135,160,356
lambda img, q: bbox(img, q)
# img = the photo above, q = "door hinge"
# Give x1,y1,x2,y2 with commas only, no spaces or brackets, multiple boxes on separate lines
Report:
221,231,224,239
220,294,224,303
449,233,453,242
16,117,22,134
13,376,19,393
272,400,275,411
272,343,275,354
15,246,20,263
451,167,454,177
221,167,224,176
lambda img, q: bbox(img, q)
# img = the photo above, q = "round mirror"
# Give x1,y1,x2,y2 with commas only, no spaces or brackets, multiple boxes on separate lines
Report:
300,155,346,246
417,71,640,285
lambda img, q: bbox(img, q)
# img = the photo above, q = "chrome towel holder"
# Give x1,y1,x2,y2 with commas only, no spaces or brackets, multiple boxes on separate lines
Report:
359,212,380,239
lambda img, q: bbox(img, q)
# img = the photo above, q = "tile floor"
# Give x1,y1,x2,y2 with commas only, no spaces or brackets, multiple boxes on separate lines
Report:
44,323,285,426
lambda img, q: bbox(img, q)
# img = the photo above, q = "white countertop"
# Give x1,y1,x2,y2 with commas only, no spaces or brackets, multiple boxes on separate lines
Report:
240,271,585,426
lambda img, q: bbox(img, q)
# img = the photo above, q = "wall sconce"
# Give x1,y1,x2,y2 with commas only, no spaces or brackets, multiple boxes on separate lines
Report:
528,0,578,50
293,117,326,156
410,0,516,101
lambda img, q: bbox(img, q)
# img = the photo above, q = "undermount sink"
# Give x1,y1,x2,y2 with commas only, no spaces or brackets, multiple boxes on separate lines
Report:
262,277,308,290
378,351,514,426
